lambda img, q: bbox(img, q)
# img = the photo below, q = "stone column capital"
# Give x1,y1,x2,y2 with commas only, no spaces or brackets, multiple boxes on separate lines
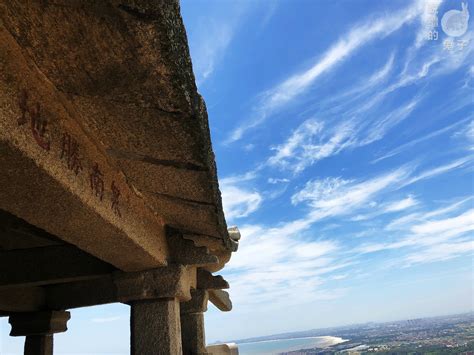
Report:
181,289,209,314
9,310,70,337
114,264,197,303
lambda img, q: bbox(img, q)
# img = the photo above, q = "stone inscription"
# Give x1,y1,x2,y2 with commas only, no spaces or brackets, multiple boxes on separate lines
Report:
18,90,51,151
60,133,83,175
16,89,124,217
111,181,121,217
90,163,105,201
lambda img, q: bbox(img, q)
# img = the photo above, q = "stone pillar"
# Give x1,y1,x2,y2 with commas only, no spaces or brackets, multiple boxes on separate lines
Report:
113,264,197,355
130,298,182,355
24,336,53,355
8,310,70,355
180,289,208,355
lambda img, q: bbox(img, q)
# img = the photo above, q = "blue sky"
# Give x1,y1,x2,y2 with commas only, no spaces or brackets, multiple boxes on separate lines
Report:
184,0,474,342
1,0,473,352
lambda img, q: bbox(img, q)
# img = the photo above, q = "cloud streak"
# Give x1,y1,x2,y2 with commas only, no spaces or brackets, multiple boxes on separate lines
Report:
226,1,425,143
220,176,263,221
186,2,251,86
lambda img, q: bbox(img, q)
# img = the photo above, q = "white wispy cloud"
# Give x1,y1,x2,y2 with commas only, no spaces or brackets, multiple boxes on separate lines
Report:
358,208,474,256
373,118,472,163
291,177,353,206
384,195,419,212
267,177,290,184
187,3,250,86
360,97,421,145
266,95,422,174
298,52,396,119
267,119,354,174
361,53,396,91
225,224,348,308
304,169,412,221
285,157,470,238
289,156,468,224
226,1,425,143
410,209,474,236
224,157,471,310
403,240,473,266
352,195,421,221
403,156,473,186
267,119,324,170
386,196,473,231
220,177,262,221
453,120,474,150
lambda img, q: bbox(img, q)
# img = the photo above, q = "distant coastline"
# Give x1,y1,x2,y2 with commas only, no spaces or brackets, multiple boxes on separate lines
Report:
226,311,474,346
235,336,348,355
233,312,473,355
237,335,346,347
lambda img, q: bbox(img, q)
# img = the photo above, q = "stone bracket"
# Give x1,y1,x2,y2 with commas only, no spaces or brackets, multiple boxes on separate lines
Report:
180,289,208,314
167,229,219,267
208,290,232,312
197,269,229,290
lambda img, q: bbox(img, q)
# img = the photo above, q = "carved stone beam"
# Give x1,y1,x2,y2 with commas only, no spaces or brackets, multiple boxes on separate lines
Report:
0,287,45,312
0,245,114,289
45,264,196,310
114,264,196,303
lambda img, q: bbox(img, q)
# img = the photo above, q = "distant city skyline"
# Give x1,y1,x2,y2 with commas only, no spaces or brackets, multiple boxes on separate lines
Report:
1,0,473,353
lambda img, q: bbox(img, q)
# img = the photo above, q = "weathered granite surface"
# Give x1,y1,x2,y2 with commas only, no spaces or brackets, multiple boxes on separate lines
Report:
0,0,236,274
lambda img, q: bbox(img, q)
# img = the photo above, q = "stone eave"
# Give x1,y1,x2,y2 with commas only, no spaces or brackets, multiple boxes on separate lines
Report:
0,0,236,273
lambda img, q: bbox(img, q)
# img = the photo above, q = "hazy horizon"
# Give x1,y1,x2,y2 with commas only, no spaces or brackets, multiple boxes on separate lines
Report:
229,311,474,343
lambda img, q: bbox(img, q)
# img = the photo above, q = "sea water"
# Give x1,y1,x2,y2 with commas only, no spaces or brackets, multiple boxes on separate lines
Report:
237,336,346,355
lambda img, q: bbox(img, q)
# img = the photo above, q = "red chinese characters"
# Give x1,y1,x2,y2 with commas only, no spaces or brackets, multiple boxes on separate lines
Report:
17,89,124,216
111,181,122,217
18,90,51,151
60,133,83,175
90,163,104,201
